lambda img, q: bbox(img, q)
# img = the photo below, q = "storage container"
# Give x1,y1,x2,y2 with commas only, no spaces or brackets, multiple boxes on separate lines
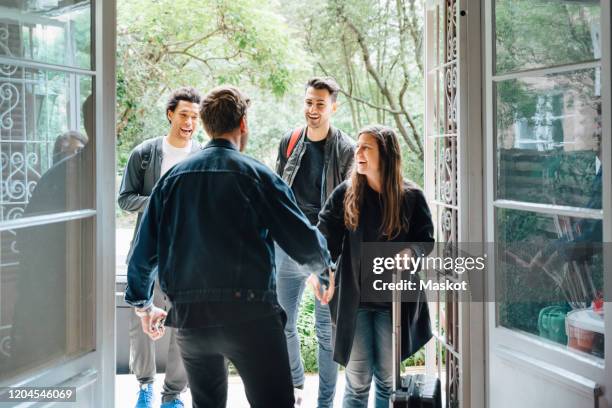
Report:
566,308,604,356
537,305,568,345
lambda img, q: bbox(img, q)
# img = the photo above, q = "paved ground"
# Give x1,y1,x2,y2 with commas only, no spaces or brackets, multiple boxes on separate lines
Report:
116,367,427,407
115,372,374,407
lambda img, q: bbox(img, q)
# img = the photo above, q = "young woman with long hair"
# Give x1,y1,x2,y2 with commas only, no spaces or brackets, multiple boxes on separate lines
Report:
314,125,434,407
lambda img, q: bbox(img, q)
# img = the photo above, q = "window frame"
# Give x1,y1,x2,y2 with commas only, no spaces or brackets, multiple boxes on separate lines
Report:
484,0,609,392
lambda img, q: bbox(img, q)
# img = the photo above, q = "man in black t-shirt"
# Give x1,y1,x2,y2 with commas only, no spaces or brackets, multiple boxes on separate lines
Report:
275,77,354,407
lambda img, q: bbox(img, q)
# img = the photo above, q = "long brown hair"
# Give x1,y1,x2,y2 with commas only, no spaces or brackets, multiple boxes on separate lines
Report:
344,125,405,239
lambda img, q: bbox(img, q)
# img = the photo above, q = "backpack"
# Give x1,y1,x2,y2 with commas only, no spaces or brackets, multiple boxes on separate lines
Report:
139,142,154,179
285,127,303,159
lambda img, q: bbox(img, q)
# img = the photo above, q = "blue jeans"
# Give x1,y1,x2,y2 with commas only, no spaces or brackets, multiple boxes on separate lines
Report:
343,309,393,408
275,246,338,408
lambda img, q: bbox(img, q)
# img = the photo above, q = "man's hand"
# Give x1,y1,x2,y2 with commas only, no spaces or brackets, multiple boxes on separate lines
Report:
307,269,335,305
136,305,167,341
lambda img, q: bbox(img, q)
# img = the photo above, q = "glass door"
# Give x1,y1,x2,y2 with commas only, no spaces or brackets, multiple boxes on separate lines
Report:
0,0,116,405
485,0,610,406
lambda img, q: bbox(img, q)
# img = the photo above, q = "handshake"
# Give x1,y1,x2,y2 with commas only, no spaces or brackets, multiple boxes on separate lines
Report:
306,268,335,305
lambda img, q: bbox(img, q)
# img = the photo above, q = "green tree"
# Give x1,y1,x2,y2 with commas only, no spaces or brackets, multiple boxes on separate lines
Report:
116,0,310,168
280,0,425,183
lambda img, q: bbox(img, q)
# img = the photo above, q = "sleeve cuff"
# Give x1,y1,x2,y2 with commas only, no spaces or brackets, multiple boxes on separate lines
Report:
124,296,153,310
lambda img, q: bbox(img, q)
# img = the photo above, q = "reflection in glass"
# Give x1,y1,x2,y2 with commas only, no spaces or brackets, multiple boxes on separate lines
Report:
495,0,600,74
428,71,442,136
496,69,601,208
496,208,604,358
437,3,444,68
0,68,94,220
0,218,95,380
0,0,92,69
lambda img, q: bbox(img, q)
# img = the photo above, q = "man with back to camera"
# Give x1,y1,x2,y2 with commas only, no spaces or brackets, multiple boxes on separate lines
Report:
275,77,355,407
125,85,336,408
118,87,202,408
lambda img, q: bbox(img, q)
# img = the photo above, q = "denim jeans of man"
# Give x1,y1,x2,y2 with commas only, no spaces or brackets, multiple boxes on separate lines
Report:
129,280,188,403
275,245,338,407
343,309,393,408
175,312,294,408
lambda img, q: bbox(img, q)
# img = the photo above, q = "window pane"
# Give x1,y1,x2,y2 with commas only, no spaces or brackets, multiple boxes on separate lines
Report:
0,68,94,220
495,0,600,74
0,217,95,380
0,0,92,70
496,68,601,208
496,208,604,359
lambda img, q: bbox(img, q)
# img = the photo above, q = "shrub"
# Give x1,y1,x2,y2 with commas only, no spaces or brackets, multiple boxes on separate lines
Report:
297,291,319,373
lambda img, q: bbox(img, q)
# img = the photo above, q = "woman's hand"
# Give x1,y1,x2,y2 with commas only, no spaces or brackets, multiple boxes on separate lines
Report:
307,269,335,304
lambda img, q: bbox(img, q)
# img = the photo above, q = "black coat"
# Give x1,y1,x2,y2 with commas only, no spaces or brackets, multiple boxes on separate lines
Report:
318,180,435,366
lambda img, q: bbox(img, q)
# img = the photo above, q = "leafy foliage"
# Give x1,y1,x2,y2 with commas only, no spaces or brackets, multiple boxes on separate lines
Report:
297,291,319,373
116,0,309,167
117,0,426,184
280,0,425,183
495,0,599,74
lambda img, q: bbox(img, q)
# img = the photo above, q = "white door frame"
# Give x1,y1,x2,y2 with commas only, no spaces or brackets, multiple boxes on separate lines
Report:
457,1,486,408
94,0,117,405
424,1,486,407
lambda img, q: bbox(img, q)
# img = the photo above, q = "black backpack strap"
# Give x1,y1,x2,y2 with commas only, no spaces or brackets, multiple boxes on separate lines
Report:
139,141,154,173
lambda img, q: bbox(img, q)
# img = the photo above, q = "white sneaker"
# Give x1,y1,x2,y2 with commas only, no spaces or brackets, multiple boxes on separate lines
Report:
294,387,304,408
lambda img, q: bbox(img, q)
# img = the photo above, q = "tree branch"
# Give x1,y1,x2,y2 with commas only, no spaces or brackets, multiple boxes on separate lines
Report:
337,6,422,157
166,50,242,70
340,89,402,115
341,33,360,131
405,0,424,73
168,29,222,53
396,0,423,152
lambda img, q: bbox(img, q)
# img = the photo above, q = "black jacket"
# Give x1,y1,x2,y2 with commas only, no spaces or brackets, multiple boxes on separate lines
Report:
318,180,435,366
125,139,332,308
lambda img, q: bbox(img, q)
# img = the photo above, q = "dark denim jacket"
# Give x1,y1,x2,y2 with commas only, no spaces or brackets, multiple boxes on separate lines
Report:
125,139,332,308
117,136,201,261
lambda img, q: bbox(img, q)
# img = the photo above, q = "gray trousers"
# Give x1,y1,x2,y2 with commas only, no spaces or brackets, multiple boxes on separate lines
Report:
129,280,188,403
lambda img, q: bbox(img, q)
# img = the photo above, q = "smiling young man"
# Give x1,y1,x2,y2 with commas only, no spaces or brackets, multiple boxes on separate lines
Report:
118,87,202,408
275,77,355,407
